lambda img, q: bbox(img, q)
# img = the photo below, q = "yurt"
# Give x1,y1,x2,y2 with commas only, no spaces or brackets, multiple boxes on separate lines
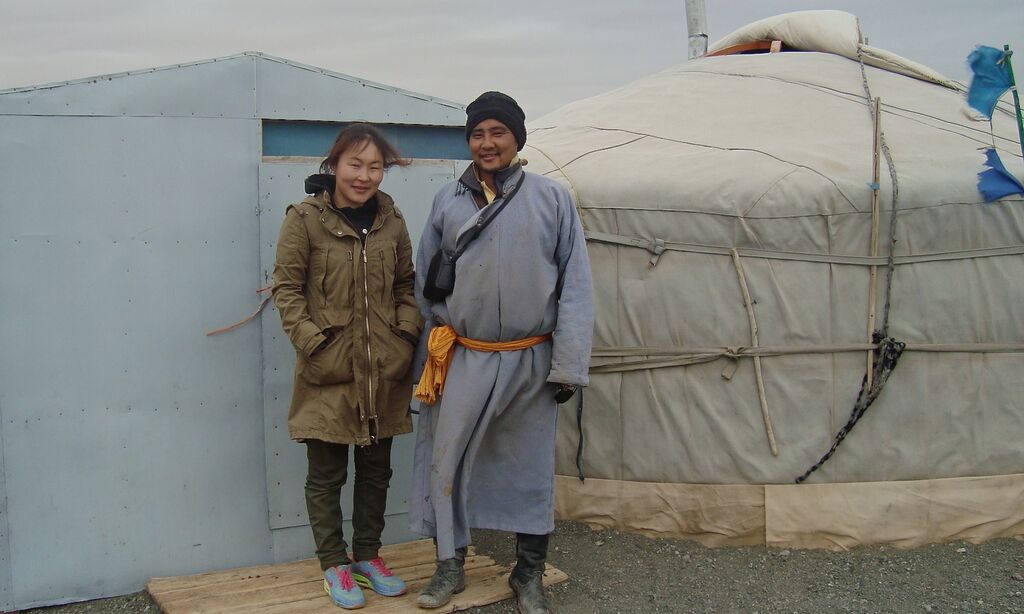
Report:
526,11,1024,550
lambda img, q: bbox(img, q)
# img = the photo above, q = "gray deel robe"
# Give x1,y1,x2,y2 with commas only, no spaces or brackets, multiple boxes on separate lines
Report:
409,163,593,559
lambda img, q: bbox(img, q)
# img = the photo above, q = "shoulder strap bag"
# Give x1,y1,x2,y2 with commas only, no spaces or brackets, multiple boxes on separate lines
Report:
423,173,526,301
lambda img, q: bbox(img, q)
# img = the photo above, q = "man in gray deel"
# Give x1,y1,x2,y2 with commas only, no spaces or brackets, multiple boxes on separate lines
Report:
409,91,594,613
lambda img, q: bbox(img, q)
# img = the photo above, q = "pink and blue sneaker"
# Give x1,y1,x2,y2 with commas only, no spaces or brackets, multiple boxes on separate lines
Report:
351,557,408,597
323,564,366,609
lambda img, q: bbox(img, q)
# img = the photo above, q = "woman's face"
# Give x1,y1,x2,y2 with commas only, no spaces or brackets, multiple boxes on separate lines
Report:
331,140,384,208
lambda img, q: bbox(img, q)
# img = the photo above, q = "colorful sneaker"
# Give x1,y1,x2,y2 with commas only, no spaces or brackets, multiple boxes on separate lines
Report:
323,564,366,609
351,557,408,596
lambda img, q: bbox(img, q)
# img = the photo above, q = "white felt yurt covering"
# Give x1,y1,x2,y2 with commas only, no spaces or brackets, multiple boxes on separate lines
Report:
524,11,1024,549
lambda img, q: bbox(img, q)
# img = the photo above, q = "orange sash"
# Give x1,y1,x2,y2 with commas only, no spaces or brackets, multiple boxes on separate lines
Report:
413,325,551,405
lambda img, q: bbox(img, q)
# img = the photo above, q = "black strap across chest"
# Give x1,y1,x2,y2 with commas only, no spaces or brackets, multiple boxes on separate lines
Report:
452,172,526,259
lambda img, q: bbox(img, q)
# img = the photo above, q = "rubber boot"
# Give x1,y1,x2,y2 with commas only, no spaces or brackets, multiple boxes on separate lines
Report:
508,533,551,614
416,546,467,609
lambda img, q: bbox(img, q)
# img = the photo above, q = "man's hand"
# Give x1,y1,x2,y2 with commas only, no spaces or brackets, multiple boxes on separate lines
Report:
553,384,577,404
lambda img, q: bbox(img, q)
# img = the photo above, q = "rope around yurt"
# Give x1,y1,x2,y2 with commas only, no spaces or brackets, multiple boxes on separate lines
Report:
795,43,906,483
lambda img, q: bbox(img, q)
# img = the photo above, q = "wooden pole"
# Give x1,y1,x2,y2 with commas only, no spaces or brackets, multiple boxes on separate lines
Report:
731,249,778,456
866,96,882,388
1003,46,1024,166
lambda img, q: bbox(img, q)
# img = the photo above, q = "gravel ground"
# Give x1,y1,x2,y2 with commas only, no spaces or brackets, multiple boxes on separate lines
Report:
28,520,1024,613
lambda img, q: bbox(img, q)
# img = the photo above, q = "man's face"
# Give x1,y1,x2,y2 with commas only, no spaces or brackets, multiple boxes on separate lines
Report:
468,119,518,176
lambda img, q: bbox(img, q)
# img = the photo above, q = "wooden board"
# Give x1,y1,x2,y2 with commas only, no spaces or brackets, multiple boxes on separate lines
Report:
147,539,568,613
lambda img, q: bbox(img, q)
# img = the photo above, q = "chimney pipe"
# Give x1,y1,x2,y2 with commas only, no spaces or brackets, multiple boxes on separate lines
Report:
686,0,708,59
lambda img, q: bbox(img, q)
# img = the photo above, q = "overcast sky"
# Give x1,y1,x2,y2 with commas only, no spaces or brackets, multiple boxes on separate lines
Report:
1,1,1021,118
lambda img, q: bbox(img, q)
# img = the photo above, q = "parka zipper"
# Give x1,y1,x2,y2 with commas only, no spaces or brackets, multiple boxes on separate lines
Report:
361,241,377,443
322,195,381,445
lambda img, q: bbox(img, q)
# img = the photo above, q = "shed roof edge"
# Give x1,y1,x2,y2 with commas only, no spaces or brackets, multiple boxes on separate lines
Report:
0,52,467,111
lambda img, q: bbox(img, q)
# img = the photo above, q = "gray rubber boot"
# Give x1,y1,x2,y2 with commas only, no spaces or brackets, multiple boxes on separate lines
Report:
416,547,466,609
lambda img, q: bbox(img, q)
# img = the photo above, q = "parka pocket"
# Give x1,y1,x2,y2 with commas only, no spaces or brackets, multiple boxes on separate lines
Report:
299,326,354,385
321,246,355,324
306,245,330,311
378,324,415,381
380,246,397,305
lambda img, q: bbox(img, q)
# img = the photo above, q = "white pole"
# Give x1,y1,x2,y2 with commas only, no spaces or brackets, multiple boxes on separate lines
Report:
686,0,708,59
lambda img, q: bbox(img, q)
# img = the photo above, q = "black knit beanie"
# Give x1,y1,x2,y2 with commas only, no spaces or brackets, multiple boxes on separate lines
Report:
465,91,527,151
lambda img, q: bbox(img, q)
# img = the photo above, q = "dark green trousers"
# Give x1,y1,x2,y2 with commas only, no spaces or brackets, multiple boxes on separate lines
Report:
305,438,393,570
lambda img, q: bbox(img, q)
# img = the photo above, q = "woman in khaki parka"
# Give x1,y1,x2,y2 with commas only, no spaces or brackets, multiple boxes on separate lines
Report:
272,124,423,610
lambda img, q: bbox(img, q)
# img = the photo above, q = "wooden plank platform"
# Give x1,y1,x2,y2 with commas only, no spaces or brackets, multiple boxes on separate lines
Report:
147,539,568,613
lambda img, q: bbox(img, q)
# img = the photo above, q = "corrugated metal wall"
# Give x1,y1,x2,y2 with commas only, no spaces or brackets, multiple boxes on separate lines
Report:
0,421,11,608
0,113,270,608
0,54,468,610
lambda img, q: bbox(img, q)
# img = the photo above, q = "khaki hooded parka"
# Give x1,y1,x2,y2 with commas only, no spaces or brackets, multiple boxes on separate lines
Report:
272,187,422,445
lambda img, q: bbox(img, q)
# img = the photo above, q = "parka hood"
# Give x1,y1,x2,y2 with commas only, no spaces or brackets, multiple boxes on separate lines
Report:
304,173,335,195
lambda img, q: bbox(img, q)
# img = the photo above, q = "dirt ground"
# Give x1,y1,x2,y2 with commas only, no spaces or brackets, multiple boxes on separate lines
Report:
27,520,1024,613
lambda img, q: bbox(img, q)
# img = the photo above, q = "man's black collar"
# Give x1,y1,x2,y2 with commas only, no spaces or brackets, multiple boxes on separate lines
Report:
458,161,522,197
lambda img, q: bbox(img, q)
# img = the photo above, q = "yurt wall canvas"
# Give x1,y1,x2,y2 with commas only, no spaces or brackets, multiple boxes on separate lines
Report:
526,11,1024,550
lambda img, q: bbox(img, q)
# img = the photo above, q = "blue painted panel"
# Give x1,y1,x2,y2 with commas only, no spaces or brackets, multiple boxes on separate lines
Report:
0,55,256,119
0,115,272,608
263,121,470,160
0,409,11,612
253,56,465,125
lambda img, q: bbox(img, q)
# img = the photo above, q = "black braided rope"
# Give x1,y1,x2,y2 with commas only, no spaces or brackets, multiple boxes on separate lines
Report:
794,51,908,484
795,334,906,483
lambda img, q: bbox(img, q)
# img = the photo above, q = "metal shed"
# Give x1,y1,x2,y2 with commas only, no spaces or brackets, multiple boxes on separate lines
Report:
0,52,470,610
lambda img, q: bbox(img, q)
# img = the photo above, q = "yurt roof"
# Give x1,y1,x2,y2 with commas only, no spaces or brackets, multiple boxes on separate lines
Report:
707,10,957,88
524,10,1022,256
